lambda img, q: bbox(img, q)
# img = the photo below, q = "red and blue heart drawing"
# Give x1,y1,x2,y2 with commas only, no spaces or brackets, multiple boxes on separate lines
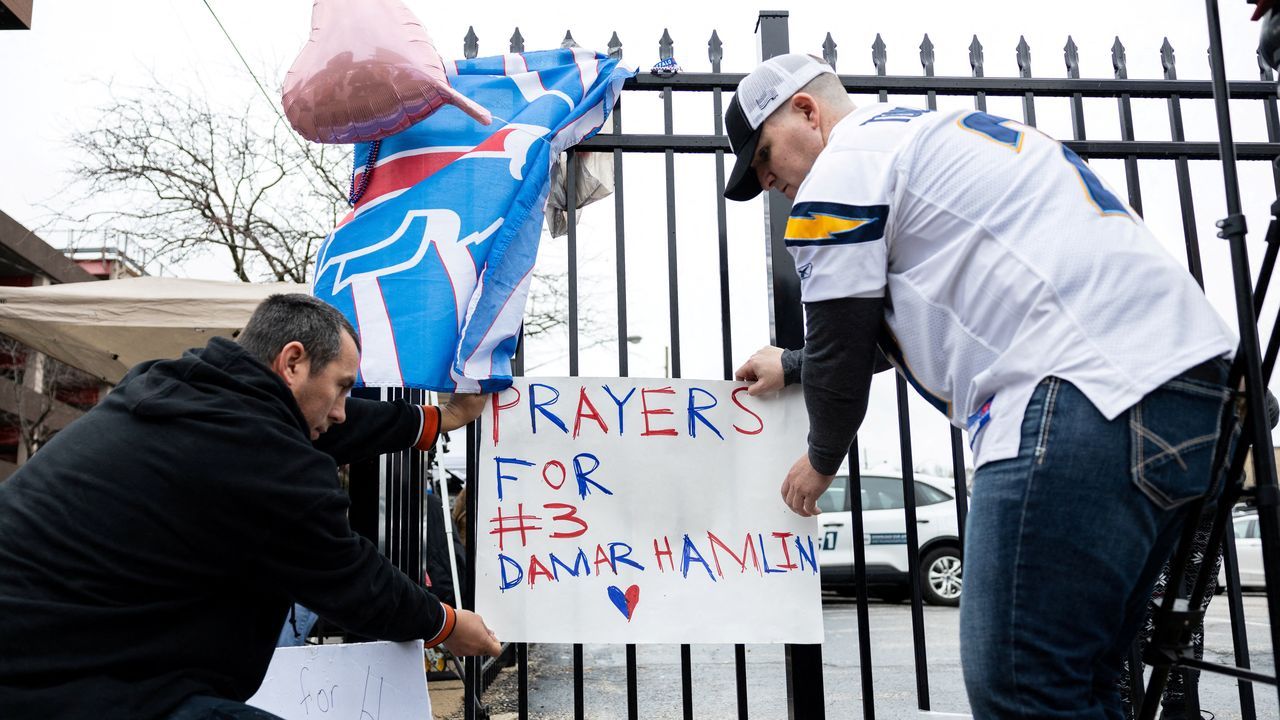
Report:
607,584,640,621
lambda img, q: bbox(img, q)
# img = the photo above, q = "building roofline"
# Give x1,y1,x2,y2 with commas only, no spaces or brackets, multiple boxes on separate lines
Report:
0,210,96,284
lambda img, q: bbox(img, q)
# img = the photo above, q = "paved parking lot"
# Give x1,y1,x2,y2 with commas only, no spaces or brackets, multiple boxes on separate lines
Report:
462,592,1276,720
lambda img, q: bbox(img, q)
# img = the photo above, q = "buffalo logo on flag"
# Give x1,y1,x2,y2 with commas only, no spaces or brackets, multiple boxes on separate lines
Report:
313,49,632,392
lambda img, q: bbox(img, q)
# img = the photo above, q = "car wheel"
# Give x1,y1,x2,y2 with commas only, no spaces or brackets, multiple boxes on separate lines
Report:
920,547,962,607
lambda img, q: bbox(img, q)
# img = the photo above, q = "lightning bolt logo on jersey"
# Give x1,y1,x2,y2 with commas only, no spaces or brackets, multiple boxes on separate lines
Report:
784,202,889,248
312,50,632,392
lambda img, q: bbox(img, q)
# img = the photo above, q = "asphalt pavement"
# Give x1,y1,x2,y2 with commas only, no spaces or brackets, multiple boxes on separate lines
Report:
458,592,1277,720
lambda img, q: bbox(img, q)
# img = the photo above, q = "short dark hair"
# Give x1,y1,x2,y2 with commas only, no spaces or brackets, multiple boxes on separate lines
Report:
238,294,361,372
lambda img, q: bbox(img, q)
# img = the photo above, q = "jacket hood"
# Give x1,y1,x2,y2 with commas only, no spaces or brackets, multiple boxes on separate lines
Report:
113,336,309,435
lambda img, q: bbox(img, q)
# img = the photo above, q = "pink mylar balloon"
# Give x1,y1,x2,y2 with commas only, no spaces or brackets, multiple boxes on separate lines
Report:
282,0,492,144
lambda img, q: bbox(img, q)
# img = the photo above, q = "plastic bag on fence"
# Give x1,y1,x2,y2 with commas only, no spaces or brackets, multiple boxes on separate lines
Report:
546,151,614,238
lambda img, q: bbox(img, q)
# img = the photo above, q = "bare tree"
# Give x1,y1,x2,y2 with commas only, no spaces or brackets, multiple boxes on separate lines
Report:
60,79,599,343
62,82,348,283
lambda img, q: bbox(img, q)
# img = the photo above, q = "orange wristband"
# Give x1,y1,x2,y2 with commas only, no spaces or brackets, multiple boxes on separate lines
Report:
425,602,457,648
415,405,443,452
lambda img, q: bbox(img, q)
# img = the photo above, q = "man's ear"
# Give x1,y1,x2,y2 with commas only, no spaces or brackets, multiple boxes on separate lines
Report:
271,341,309,388
791,92,820,128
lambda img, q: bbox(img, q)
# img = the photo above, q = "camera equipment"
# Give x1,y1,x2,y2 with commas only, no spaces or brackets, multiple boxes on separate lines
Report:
1136,4,1280,717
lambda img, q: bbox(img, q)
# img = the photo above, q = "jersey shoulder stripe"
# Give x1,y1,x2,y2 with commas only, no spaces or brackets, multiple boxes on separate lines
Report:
785,202,889,248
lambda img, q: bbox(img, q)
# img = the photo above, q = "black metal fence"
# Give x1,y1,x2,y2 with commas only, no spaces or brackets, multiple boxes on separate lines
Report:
353,6,1280,719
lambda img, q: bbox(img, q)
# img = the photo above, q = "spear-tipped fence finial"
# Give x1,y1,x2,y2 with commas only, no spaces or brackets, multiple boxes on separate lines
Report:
463,26,478,59
969,35,984,77
823,32,838,70
920,34,935,76
1112,36,1128,79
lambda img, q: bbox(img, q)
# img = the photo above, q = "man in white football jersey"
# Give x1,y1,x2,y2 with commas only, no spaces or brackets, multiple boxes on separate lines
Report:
726,53,1238,718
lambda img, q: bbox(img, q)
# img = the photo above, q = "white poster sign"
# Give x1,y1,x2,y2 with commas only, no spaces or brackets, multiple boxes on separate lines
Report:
475,377,822,644
246,640,430,719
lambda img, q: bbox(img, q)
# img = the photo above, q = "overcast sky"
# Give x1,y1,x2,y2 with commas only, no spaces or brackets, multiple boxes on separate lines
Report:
0,1,1275,471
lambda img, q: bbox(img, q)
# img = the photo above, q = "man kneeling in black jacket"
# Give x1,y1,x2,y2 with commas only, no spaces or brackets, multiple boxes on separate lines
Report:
0,293,499,720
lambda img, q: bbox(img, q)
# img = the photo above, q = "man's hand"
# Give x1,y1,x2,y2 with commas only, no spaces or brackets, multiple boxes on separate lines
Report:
781,453,835,517
440,393,488,433
735,345,786,396
442,609,501,657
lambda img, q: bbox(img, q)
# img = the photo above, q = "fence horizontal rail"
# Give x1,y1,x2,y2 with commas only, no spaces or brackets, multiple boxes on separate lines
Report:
620,73,1280,100
578,134,1280,160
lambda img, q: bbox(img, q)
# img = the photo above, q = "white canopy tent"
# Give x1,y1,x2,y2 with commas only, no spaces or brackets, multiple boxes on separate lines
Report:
0,276,306,383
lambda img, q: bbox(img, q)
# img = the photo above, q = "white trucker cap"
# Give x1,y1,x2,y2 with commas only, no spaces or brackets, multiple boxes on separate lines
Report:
724,53,837,201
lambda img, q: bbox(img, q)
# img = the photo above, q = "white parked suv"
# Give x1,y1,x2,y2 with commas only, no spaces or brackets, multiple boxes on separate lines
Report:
1217,510,1268,590
817,468,965,606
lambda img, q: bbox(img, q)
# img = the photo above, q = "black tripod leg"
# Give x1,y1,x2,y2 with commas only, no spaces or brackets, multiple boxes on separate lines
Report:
1206,0,1280,711
1251,464,1280,711
1220,518,1258,719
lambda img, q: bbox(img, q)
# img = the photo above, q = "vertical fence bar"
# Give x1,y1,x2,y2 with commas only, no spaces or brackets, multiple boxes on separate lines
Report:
608,32,631,380
949,428,968,551
1017,37,1038,126
565,146,586,720
970,36,986,113
1220,518,1257,720
515,23,531,719
1254,59,1280,714
1162,39,1206,287
710,27,750,719
895,377,931,711
661,29,682,384
758,12,804,353
568,151,580,378
604,32,640,720
573,644,585,720
830,31,877,719
848,438,876,720
953,37,979,554
1262,52,1280,191
907,41,936,708
1112,38,1144,217
1205,2,1280,712
1065,37,1086,144
1117,35,1152,715
920,35,937,110
757,10,826,720
1252,53,1280,313
657,27,693,720
517,641,529,720
826,37,879,719
711,29,735,388
464,422,480,720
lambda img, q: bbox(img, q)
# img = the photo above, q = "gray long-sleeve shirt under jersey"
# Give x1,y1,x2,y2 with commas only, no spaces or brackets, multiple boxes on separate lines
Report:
780,296,891,475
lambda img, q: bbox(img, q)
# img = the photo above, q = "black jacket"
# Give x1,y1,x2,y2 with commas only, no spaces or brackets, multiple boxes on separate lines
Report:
0,337,448,719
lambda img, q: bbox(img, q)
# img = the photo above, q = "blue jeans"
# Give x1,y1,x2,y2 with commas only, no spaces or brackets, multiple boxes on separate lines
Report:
960,367,1234,719
165,696,283,719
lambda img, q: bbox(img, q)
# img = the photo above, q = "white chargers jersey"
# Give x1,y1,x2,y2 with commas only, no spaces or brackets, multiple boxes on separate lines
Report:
788,103,1237,468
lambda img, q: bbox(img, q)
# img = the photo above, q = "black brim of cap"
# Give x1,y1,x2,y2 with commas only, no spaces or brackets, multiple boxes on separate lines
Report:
724,129,763,201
